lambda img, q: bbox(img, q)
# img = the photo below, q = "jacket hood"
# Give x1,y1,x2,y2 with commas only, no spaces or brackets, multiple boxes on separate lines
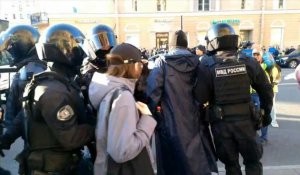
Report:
89,72,136,109
163,48,199,73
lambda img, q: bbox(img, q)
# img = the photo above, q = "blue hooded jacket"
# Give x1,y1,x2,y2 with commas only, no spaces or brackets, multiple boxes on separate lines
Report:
147,48,217,175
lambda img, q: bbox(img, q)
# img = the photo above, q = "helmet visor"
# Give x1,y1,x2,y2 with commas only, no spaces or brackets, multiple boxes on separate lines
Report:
0,50,13,65
0,34,10,52
206,23,236,42
0,30,35,64
90,31,115,51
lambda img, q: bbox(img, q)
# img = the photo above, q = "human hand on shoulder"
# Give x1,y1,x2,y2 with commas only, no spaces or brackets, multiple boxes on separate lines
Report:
136,101,152,116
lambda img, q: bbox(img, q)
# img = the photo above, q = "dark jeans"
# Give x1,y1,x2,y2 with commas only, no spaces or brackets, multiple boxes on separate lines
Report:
211,119,263,175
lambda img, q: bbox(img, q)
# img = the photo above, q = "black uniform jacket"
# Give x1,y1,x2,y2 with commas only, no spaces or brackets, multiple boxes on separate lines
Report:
195,52,273,116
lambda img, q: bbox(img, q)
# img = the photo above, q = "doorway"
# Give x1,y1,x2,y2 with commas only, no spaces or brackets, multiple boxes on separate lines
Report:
156,32,169,50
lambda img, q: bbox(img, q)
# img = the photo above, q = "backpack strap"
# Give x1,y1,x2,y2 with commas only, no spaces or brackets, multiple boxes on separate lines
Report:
108,86,130,112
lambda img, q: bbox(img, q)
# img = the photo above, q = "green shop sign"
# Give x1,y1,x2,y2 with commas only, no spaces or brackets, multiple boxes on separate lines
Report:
212,19,240,25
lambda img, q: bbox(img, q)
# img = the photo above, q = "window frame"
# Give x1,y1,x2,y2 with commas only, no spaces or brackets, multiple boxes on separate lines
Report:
132,0,137,11
241,0,245,9
273,0,285,9
157,0,166,12
198,0,210,11
125,33,140,48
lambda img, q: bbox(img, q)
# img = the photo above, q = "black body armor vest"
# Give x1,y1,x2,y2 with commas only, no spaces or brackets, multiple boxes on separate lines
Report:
208,55,252,119
212,58,251,105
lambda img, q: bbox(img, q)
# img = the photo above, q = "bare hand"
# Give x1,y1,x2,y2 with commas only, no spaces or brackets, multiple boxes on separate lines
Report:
136,101,152,116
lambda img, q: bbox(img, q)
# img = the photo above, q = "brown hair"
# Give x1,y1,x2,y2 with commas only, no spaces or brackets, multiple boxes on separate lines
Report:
106,53,138,79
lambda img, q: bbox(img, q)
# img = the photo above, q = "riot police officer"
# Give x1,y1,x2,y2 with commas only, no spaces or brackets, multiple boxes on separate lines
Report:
0,25,46,123
21,24,94,175
194,23,273,175
81,24,116,75
79,24,116,162
0,25,46,174
80,24,116,107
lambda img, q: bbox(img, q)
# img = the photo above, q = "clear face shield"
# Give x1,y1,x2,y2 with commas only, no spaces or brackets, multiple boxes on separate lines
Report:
90,31,115,52
0,34,16,65
0,33,11,64
0,30,35,65
206,23,238,52
206,24,236,42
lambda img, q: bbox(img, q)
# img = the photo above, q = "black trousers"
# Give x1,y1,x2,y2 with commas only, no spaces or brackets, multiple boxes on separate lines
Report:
211,119,263,175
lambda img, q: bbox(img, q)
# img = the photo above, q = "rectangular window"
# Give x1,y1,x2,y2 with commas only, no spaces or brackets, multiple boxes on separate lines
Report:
279,0,283,9
241,0,254,10
126,34,140,48
156,32,169,49
198,0,210,11
132,0,137,11
239,30,253,42
197,31,207,45
241,0,245,9
273,0,284,9
157,0,166,11
270,28,284,49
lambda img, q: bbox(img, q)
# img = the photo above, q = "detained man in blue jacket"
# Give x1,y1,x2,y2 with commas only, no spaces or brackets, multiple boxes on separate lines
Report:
147,30,218,175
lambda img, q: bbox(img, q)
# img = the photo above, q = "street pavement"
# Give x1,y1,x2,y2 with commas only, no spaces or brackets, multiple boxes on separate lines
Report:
0,68,299,175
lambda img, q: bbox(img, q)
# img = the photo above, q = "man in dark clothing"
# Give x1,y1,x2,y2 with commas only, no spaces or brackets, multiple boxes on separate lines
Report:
5,46,46,123
80,24,117,163
147,30,218,175
194,23,273,175
80,24,116,112
0,25,46,123
0,25,47,174
19,24,94,175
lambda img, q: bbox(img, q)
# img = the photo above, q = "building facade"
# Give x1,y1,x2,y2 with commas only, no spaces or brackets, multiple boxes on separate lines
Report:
0,0,37,25
1,0,300,50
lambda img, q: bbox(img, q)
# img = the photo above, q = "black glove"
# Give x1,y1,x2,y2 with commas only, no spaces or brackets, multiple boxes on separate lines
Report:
0,149,4,157
262,113,272,127
0,140,4,157
0,135,11,150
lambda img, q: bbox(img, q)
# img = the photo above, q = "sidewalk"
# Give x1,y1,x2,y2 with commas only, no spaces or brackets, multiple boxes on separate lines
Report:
217,165,300,175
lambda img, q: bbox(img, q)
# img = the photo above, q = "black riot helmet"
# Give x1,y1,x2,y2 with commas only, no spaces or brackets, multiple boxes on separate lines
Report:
205,23,239,52
0,25,40,66
36,23,86,67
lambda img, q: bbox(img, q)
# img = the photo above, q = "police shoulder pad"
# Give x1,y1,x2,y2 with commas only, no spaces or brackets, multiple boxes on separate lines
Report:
57,105,74,121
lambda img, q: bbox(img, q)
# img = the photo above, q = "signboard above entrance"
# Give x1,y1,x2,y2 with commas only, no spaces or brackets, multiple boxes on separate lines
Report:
212,19,240,25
